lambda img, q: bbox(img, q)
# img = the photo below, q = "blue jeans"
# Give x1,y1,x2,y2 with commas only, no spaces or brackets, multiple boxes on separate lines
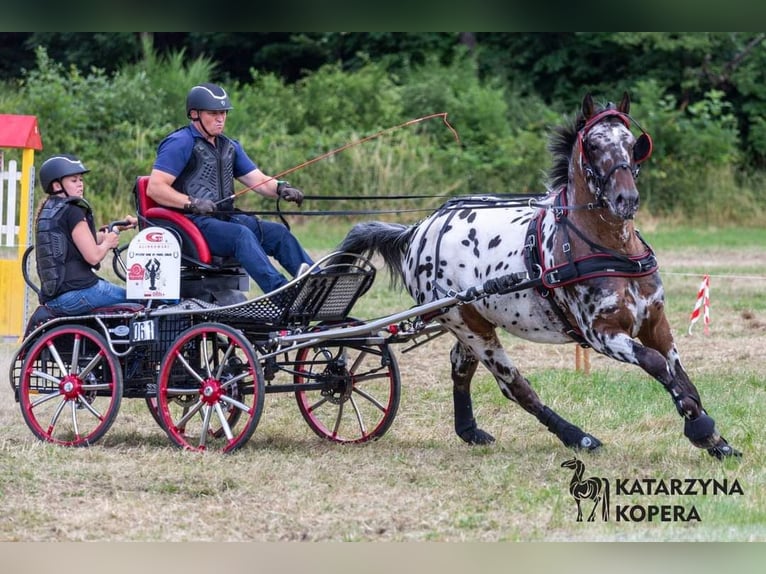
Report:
191,213,313,293
45,279,129,315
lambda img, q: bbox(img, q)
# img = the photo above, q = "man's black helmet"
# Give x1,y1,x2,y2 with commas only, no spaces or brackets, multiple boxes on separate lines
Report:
39,154,90,194
186,83,233,118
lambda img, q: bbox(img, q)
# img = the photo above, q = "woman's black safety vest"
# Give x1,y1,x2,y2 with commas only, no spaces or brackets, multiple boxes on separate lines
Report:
35,197,97,303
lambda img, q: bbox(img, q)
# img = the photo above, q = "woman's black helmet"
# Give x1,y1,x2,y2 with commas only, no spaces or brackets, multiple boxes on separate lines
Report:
39,154,90,194
186,83,233,118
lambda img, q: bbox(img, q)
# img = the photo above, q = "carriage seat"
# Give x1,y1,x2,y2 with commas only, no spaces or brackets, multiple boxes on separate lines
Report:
133,175,240,269
132,176,248,303
24,302,146,338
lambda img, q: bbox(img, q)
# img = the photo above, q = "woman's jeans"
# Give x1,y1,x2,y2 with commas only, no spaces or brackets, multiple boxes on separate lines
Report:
45,279,128,315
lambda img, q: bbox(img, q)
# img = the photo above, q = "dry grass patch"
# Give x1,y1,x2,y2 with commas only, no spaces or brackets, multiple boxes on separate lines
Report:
1,244,764,542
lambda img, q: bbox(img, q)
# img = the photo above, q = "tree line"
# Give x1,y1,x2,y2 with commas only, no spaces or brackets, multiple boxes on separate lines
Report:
0,32,763,224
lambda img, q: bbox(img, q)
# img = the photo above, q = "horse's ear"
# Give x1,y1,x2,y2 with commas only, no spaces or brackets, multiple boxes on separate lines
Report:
619,91,630,114
582,93,595,119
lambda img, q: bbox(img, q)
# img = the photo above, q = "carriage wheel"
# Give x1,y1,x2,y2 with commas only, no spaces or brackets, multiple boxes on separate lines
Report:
144,396,165,429
18,325,123,446
156,322,264,452
293,342,401,443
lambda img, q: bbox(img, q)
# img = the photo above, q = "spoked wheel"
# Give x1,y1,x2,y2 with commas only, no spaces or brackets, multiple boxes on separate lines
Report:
156,322,264,452
18,325,123,446
293,341,401,443
145,396,165,429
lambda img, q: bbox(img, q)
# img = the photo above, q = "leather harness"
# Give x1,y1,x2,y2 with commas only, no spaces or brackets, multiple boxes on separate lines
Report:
523,188,659,346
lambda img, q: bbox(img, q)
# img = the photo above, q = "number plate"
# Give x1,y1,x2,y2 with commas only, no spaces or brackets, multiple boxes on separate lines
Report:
130,318,158,343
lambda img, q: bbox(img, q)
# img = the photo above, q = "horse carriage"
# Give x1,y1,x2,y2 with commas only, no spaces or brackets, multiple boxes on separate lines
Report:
8,175,490,453
8,93,741,459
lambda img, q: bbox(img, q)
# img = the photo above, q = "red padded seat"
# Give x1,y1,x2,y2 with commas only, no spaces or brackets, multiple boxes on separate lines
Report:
133,175,213,265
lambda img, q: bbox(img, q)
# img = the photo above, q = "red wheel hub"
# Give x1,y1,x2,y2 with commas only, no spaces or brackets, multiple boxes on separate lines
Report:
199,378,223,406
59,374,83,400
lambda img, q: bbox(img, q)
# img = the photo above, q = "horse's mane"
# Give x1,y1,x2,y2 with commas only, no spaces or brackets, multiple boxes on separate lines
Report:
545,99,612,191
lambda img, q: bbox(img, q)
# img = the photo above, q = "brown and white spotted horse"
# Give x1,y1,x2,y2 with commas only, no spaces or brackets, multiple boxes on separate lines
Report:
338,92,740,460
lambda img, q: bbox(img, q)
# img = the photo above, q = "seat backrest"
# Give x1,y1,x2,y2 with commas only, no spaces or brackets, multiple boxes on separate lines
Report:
133,176,212,265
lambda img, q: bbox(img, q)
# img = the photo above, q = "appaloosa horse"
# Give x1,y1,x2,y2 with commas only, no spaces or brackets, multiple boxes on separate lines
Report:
338,92,740,460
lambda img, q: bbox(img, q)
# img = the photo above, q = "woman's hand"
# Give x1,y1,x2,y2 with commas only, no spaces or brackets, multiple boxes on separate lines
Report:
118,215,138,231
101,230,121,249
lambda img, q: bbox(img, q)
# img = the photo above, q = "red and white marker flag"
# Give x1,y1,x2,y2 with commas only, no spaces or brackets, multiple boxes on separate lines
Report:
688,274,711,335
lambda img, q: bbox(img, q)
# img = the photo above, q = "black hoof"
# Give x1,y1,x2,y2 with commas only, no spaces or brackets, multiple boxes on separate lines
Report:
458,427,496,445
684,414,717,448
707,440,742,460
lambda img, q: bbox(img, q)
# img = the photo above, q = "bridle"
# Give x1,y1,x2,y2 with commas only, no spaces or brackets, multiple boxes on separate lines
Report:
577,108,653,204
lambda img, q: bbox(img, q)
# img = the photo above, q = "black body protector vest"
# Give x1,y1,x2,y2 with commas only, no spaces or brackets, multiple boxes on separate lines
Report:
35,197,97,303
172,135,237,212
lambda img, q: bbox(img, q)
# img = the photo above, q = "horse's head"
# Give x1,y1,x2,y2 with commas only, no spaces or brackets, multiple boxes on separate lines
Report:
575,92,653,220
560,457,580,470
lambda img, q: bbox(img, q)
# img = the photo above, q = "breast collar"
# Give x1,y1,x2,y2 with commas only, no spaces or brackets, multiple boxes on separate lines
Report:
523,188,659,345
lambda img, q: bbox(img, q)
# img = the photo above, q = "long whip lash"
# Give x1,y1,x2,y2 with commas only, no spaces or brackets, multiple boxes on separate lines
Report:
228,112,461,200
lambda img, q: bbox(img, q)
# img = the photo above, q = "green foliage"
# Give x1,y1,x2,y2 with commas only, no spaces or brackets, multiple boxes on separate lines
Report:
297,60,402,133
10,46,217,216
628,79,762,221
1,41,763,227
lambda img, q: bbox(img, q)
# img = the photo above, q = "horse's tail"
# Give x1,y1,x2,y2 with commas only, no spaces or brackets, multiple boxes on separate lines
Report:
337,221,415,289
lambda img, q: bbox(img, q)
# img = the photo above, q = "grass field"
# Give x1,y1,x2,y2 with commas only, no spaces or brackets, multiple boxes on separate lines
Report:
1,219,764,543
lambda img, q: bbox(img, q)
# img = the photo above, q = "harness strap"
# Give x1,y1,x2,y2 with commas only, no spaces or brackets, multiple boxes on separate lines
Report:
523,189,659,346
427,203,461,299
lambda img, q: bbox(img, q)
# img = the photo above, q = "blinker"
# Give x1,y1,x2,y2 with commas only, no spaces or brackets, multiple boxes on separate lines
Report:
633,132,653,163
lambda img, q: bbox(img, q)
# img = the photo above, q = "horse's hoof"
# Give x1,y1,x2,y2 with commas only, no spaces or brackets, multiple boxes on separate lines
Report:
684,414,717,447
574,434,602,451
707,440,742,460
459,428,496,445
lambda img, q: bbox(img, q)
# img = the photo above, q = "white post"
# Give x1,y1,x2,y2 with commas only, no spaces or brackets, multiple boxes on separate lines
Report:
0,153,5,244
3,159,19,247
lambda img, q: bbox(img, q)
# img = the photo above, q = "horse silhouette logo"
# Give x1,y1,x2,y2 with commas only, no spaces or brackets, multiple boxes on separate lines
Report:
561,458,610,521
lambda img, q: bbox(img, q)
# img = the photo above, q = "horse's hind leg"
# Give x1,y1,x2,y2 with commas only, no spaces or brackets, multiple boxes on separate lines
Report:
450,341,495,444
448,308,602,451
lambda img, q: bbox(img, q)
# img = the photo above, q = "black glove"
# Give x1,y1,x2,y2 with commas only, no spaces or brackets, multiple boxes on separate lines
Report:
276,181,304,206
184,197,216,214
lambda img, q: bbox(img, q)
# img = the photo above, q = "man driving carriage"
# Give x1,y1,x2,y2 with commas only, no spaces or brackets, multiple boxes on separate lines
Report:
146,82,314,296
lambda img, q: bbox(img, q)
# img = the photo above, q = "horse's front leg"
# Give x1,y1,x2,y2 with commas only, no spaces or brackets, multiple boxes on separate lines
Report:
593,315,740,459
630,340,740,459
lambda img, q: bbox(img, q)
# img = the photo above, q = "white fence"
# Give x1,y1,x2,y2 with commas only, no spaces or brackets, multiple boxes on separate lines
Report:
0,158,21,248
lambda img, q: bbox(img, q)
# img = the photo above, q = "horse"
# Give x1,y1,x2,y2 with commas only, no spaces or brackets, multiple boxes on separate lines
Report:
561,458,609,522
337,92,740,460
